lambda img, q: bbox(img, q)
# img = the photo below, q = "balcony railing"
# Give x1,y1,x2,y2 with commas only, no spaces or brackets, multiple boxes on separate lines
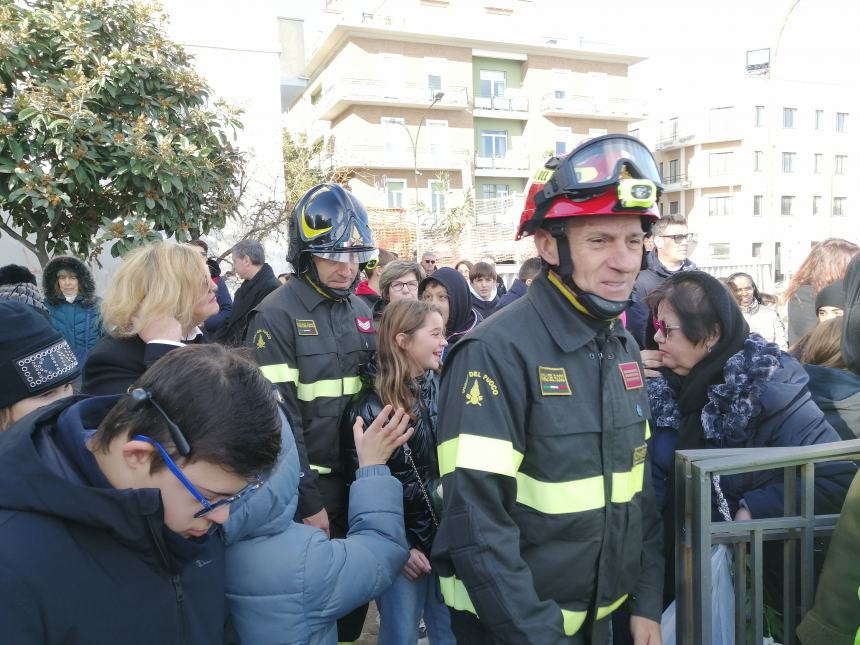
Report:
316,78,469,119
474,153,530,172
318,143,470,171
540,92,644,120
473,95,529,113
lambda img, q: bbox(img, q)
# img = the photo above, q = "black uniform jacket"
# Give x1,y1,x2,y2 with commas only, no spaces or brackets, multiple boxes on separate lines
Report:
431,270,664,645
247,276,376,518
0,397,226,644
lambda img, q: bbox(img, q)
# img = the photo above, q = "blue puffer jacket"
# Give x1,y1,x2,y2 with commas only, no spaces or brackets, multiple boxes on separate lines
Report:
649,338,856,520
223,411,409,645
45,296,103,364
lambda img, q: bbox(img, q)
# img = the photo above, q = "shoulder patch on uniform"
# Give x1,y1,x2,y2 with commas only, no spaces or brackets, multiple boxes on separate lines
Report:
253,329,272,349
461,370,499,406
295,319,318,336
537,366,572,396
619,361,644,390
355,317,374,334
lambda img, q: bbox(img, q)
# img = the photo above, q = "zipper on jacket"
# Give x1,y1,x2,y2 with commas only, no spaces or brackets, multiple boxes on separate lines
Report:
172,574,187,645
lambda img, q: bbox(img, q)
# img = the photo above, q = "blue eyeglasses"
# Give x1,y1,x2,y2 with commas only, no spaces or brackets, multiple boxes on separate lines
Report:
127,388,263,519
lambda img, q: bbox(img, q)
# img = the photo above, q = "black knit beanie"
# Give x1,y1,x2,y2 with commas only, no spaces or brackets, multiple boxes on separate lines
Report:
0,301,80,408
815,280,844,311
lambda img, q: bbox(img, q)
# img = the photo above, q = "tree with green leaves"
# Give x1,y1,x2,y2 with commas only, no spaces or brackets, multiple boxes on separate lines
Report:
0,0,244,266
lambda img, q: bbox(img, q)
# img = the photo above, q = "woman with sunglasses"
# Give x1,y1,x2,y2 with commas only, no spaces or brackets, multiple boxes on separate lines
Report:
641,271,855,607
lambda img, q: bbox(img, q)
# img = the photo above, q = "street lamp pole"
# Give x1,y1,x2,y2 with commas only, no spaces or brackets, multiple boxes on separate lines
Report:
401,91,444,258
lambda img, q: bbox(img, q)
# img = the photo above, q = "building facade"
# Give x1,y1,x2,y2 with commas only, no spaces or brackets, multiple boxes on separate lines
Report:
284,0,646,237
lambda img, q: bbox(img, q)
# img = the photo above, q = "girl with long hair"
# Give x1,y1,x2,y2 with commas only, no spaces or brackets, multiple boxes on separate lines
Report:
341,299,455,645
783,238,858,344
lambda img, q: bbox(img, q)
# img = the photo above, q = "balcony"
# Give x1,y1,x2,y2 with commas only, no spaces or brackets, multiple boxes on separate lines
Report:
473,95,529,120
661,174,691,192
314,78,469,120
540,93,645,121
318,143,470,171
474,153,531,178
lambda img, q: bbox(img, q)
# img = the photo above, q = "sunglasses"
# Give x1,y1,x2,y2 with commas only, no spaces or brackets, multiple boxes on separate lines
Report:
653,317,682,340
659,233,694,244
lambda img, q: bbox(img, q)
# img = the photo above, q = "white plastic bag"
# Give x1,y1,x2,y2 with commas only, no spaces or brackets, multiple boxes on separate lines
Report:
661,545,735,645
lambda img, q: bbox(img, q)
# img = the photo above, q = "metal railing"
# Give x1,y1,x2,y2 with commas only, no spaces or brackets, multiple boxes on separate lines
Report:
473,95,529,113
674,439,860,645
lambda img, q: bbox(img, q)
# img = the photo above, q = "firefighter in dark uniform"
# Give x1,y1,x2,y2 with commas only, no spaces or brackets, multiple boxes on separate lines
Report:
431,135,665,645
246,183,378,644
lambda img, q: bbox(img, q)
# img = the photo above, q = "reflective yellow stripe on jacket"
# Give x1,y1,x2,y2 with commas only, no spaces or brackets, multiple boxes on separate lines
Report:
260,364,361,402
439,574,627,636
437,434,645,515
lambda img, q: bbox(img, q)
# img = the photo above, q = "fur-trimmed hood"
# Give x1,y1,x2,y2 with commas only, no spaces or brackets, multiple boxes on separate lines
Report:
42,256,97,307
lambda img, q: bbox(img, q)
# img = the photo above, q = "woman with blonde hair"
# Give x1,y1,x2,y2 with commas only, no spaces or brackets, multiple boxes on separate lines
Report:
784,238,859,345
82,242,219,395
341,299,455,645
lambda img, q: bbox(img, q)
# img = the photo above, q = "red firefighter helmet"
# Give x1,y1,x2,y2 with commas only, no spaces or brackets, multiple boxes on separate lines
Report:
516,134,662,240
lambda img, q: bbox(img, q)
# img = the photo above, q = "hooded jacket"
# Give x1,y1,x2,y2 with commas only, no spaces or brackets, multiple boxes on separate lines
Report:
223,401,408,645
469,282,500,319
43,256,104,362
0,396,226,644
628,251,696,349
341,362,440,554
419,267,481,359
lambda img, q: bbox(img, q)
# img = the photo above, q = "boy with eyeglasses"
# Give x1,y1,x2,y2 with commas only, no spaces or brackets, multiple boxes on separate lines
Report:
628,214,697,349
0,344,282,644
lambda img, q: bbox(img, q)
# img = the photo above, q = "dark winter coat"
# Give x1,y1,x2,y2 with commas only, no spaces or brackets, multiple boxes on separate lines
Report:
495,278,528,310
214,264,280,347
43,256,104,363
648,335,855,520
803,364,860,440
82,335,189,395
628,251,696,349
342,365,440,554
470,290,499,319
788,284,818,346
202,259,233,334
0,396,226,644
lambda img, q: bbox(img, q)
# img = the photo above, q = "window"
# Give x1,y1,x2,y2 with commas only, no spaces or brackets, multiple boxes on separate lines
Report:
755,105,765,127
782,152,796,173
813,195,821,215
814,153,823,174
381,117,406,150
753,150,764,172
669,117,679,139
658,162,664,181
428,74,442,95
835,155,847,175
479,70,506,98
669,201,679,215
815,109,823,130
781,195,795,216
783,107,796,128
709,196,732,217
629,128,639,139
753,195,763,216
429,180,446,213
386,180,405,208
833,197,846,216
668,159,679,182
310,87,322,105
775,242,783,282
752,242,762,258
554,127,571,156
709,152,733,176
425,120,448,154
837,112,848,132
709,243,730,259
481,183,509,200
481,130,507,157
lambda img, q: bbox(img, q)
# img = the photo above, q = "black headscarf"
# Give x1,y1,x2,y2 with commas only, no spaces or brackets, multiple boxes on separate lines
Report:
656,271,750,450
842,254,860,376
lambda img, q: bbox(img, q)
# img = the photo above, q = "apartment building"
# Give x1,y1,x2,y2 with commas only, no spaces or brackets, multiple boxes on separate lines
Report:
284,0,646,227
640,76,854,290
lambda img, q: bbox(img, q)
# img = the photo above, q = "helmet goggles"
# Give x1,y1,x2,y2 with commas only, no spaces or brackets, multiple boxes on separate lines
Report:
534,134,663,211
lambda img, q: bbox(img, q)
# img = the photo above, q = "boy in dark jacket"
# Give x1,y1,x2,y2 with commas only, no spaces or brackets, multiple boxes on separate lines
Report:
419,267,481,361
0,344,281,644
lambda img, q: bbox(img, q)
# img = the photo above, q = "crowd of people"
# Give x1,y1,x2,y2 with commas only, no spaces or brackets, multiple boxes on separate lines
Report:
1,134,860,644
